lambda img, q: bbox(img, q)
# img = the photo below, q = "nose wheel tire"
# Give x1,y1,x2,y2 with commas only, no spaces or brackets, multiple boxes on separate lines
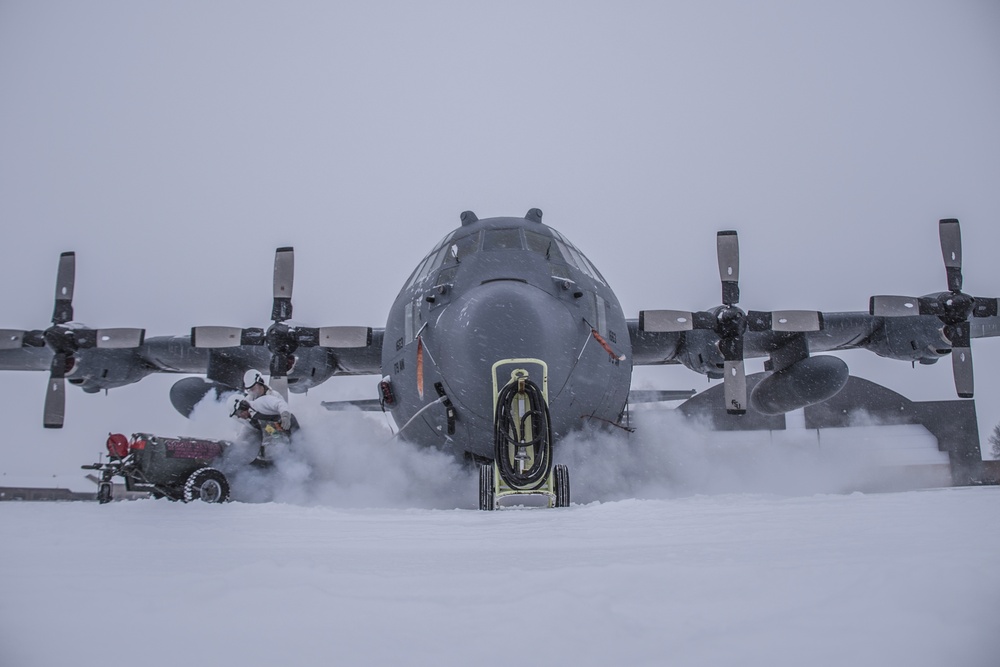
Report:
479,464,495,511
554,464,570,508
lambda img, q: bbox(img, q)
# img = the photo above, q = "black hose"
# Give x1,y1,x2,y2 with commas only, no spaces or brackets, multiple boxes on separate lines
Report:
493,378,552,489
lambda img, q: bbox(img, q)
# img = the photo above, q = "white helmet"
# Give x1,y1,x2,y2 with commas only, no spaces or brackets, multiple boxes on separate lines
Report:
243,369,266,391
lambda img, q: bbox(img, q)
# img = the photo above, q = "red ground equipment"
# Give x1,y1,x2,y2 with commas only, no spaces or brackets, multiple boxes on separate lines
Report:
82,432,232,504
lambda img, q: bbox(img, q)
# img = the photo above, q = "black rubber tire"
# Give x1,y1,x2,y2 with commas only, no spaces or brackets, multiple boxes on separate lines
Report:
183,467,230,504
479,464,495,511
97,482,112,504
554,464,570,508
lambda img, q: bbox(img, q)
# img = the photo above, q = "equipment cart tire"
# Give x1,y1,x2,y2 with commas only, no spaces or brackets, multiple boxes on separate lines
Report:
183,467,230,503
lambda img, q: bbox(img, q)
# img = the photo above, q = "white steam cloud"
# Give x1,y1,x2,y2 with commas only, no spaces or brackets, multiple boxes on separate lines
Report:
558,409,944,503
191,394,475,508
188,393,939,509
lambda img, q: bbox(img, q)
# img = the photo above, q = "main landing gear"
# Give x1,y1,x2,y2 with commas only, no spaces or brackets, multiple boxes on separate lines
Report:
479,369,570,510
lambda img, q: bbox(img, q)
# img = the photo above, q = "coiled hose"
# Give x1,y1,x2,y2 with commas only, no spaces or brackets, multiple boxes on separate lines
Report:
493,377,552,489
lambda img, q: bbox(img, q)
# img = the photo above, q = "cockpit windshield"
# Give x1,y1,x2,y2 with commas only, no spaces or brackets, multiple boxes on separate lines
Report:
405,224,605,290
482,228,523,251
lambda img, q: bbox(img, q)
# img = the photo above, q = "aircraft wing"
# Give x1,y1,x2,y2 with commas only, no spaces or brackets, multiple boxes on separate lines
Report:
0,247,384,428
630,220,999,414
631,310,998,369
0,343,52,371
0,329,384,426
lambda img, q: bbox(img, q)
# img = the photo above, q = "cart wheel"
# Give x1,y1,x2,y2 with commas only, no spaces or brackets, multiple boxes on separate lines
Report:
479,464,495,511
554,464,570,508
183,467,230,504
97,482,112,505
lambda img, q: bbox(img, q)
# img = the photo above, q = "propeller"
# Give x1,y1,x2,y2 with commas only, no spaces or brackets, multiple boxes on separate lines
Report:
715,231,748,415
870,219,999,398
639,231,823,415
265,245,295,399
192,247,371,399
10,252,146,428
639,232,747,413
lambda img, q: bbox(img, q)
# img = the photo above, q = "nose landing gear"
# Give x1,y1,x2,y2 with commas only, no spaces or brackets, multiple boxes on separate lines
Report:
479,367,570,510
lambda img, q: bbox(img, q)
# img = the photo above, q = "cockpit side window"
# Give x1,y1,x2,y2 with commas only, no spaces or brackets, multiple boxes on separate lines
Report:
405,231,455,289
550,230,605,285
405,231,462,290
405,254,432,291
482,228,524,251
423,245,451,280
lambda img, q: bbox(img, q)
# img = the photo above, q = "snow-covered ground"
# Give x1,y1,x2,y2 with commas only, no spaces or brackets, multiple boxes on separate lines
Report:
2,488,998,667
2,408,999,667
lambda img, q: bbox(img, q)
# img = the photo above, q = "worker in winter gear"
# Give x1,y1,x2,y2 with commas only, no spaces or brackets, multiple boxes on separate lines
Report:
242,369,296,430
235,369,299,466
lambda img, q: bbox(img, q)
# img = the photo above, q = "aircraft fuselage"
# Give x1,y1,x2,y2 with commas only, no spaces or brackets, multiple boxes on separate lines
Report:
381,212,631,460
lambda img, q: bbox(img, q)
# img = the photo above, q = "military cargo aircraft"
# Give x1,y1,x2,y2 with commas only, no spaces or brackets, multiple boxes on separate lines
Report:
1,211,997,507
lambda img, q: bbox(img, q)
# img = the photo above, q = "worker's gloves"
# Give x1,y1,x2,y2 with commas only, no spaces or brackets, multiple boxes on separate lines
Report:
280,411,292,431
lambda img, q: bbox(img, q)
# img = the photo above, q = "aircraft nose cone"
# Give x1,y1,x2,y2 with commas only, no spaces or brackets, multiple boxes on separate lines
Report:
432,280,579,420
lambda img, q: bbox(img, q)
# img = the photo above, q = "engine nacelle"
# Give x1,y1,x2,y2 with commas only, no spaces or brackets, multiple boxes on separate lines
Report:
169,377,234,418
67,349,153,392
749,355,849,415
676,330,726,378
867,316,950,363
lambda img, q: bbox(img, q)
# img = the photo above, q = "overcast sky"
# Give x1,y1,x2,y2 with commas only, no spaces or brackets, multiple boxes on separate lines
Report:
1,1,998,478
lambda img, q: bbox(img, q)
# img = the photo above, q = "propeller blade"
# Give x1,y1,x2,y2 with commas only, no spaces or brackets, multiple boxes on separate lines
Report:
43,377,66,428
43,353,68,428
939,218,962,292
946,320,974,398
870,295,920,317
318,326,373,348
272,247,294,322
771,310,823,332
747,310,823,332
973,297,999,318
74,328,146,349
269,350,292,375
723,359,747,415
96,328,145,349
717,231,739,305
0,329,26,350
269,376,289,401
52,251,75,325
951,346,973,398
268,353,292,400
639,310,695,333
191,326,246,348
627,389,698,403
717,328,746,414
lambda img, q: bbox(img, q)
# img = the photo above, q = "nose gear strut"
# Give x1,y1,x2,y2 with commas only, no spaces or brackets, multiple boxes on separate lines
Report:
479,366,570,510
